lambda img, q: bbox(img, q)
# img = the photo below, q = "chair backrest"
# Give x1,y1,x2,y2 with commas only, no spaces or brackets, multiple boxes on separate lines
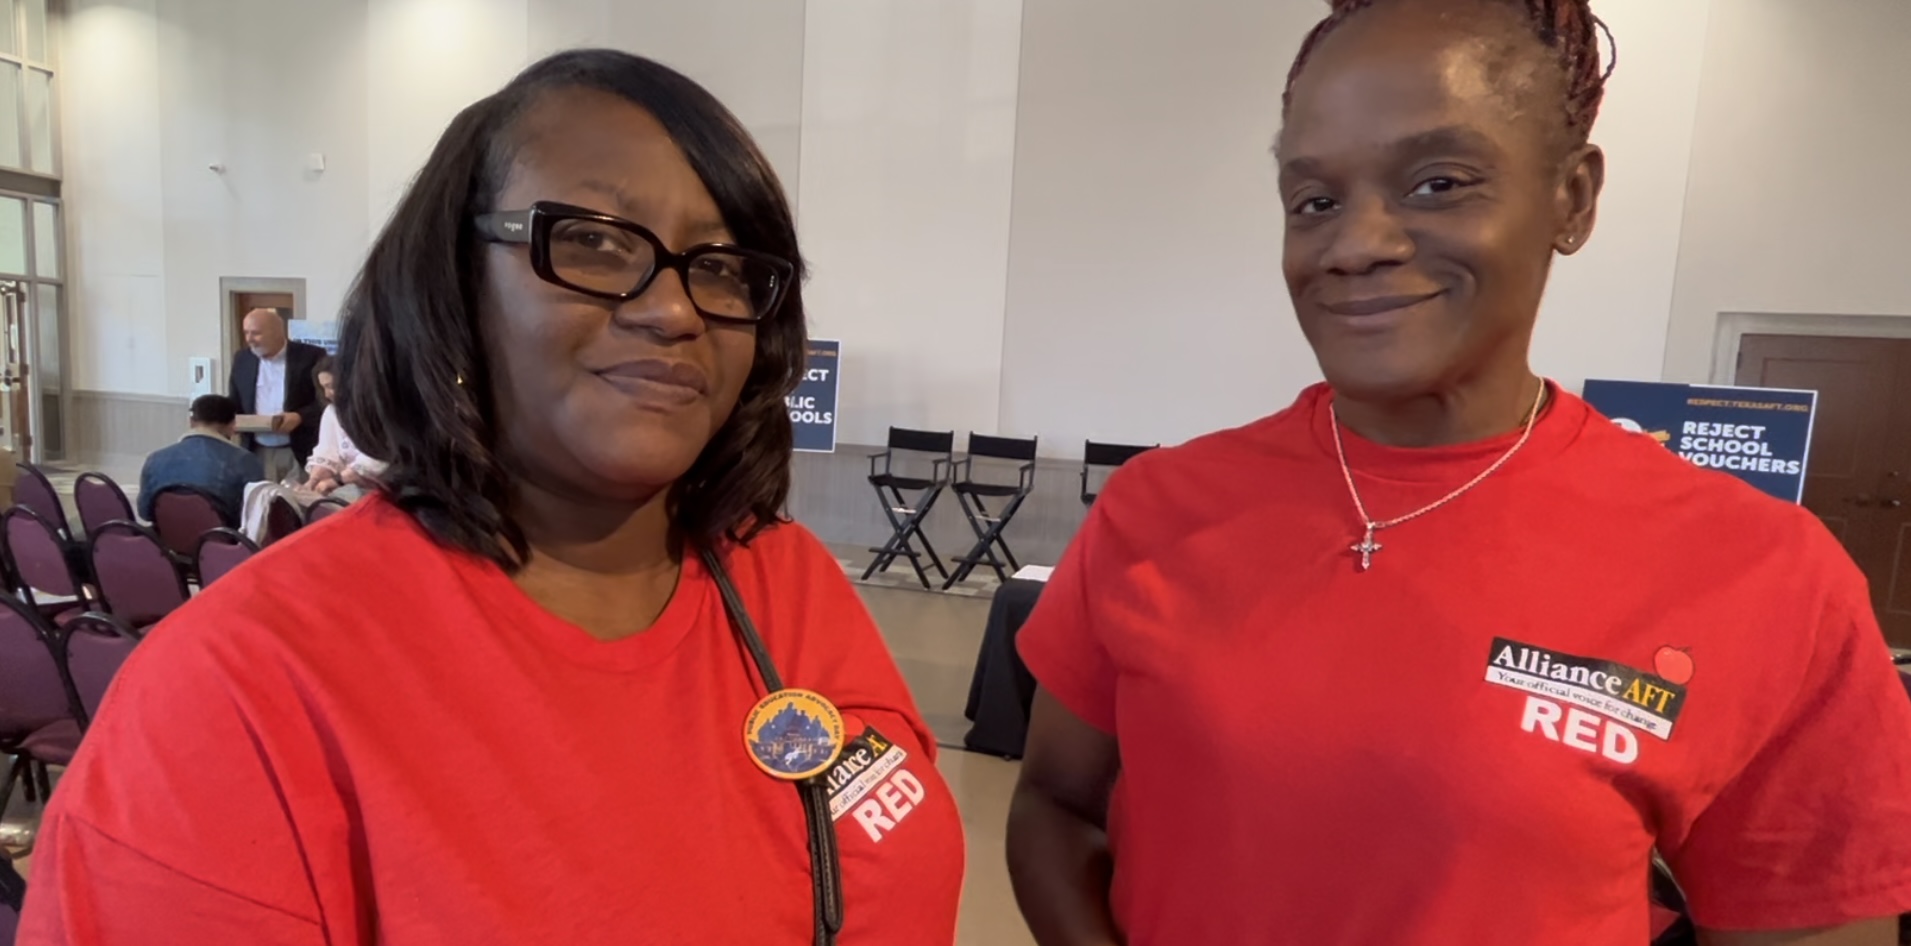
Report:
58,612,141,729
1081,440,1158,504
305,497,349,524
1083,440,1156,469
194,528,259,587
151,486,230,557
886,427,955,456
89,521,188,628
12,463,67,537
968,433,1038,463
2,506,80,602
264,496,304,546
0,594,72,739
75,472,136,538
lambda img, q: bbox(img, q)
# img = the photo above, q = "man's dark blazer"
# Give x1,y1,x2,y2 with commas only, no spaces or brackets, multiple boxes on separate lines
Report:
229,340,327,464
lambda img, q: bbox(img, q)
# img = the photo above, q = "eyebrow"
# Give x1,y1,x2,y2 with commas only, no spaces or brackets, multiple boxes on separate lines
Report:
1280,125,1500,179
574,178,733,243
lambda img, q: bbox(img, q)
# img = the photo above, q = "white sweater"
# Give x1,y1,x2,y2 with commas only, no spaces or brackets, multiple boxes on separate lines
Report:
305,405,388,479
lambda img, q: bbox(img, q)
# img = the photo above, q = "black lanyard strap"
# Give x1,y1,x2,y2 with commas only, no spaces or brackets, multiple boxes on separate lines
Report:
700,547,846,946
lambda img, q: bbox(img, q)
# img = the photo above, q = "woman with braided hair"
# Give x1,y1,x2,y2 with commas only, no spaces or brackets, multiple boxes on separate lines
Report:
1007,1,1911,944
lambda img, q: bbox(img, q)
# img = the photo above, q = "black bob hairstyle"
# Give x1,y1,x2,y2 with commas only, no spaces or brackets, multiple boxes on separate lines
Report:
336,49,808,570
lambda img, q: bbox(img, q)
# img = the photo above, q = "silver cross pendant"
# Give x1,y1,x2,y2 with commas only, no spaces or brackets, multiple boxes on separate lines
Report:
1351,525,1383,572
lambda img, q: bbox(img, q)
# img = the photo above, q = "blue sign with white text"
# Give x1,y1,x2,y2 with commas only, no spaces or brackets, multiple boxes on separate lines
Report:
790,341,840,453
1581,379,1817,503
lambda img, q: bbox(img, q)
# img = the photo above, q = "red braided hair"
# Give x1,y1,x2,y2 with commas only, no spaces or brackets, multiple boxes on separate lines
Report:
1282,0,1617,146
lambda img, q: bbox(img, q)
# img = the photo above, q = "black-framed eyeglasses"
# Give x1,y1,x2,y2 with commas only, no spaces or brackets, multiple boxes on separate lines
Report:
473,201,795,324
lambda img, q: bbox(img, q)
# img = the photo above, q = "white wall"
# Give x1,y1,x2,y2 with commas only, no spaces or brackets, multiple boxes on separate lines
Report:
998,0,1715,451
62,0,167,394
59,0,810,399
55,0,1911,454
1663,0,1911,384
797,0,1023,445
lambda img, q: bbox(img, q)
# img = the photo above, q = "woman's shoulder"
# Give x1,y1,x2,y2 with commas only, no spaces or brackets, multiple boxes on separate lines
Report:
726,519,838,577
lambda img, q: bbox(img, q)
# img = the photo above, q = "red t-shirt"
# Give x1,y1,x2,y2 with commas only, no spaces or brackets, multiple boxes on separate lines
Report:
1020,383,1911,944
21,501,964,944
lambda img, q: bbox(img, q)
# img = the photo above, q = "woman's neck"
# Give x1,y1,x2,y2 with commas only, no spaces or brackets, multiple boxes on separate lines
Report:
1334,370,1546,448
510,481,683,641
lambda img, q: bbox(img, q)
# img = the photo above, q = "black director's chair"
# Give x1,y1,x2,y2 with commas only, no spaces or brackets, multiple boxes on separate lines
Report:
1080,440,1156,506
864,427,955,590
944,434,1039,590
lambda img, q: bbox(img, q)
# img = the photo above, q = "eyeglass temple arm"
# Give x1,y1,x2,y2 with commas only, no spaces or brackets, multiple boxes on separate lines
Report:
473,210,534,244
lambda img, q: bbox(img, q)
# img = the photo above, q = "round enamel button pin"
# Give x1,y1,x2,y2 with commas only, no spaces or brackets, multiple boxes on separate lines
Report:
743,688,847,781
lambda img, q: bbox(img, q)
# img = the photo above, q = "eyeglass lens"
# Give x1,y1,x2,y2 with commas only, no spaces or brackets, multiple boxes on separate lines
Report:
548,218,780,320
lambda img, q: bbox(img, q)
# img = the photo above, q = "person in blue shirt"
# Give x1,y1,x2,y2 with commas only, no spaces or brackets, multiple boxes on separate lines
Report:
138,394,266,524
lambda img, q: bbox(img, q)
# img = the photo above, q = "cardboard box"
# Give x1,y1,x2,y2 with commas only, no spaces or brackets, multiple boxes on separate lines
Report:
235,414,277,434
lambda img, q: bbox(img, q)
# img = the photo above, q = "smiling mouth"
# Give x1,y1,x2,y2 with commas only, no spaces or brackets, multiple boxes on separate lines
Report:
1320,291,1444,317
594,360,710,406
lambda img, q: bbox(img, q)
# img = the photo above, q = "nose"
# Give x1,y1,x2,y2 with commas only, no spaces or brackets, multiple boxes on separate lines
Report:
1318,193,1414,276
613,265,707,340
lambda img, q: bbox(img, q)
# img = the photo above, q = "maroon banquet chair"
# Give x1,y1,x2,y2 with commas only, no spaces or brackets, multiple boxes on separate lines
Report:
150,485,231,560
305,497,349,524
88,521,189,630
0,593,79,815
194,528,259,587
13,463,68,536
56,611,142,730
75,472,137,538
14,463,90,584
1,506,92,623
263,495,303,547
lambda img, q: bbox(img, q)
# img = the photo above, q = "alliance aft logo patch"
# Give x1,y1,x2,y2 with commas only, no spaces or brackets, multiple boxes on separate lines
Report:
1485,638,1689,742
824,725,928,843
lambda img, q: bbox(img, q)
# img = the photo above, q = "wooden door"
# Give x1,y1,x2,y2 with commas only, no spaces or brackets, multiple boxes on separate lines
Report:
1737,334,1911,648
230,291,295,354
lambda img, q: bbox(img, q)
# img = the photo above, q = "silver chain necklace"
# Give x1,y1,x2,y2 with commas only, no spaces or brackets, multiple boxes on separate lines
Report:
1331,381,1548,572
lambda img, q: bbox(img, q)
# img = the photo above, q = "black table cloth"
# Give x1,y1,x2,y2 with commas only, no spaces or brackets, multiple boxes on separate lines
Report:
963,578,1047,758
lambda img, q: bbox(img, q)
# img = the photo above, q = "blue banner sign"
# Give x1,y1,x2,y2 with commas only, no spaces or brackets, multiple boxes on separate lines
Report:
1581,379,1818,503
790,340,840,453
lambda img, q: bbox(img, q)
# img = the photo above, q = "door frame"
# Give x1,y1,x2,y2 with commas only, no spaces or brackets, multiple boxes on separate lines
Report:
1710,311,1911,384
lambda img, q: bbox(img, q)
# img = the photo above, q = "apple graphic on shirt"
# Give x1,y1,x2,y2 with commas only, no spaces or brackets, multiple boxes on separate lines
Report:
1653,646,1695,686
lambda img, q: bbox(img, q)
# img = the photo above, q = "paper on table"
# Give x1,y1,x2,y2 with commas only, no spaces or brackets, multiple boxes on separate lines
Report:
1013,565,1054,582
234,414,277,433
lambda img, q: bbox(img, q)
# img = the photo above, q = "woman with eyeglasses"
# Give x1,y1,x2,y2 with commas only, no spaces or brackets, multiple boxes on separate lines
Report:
23,50,963,945
1007,2,1911,945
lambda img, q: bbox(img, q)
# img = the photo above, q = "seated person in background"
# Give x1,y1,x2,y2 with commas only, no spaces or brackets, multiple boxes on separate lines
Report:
137,394,265,523
304,356,386,499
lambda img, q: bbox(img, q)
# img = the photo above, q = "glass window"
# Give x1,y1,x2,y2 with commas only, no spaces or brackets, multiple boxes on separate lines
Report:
0,0,18,58
0,196,24,276
24,69,49,174
34,281,54,386
34,281,57,457
0,63,19,171
31,200,53,278
21,0,43,64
